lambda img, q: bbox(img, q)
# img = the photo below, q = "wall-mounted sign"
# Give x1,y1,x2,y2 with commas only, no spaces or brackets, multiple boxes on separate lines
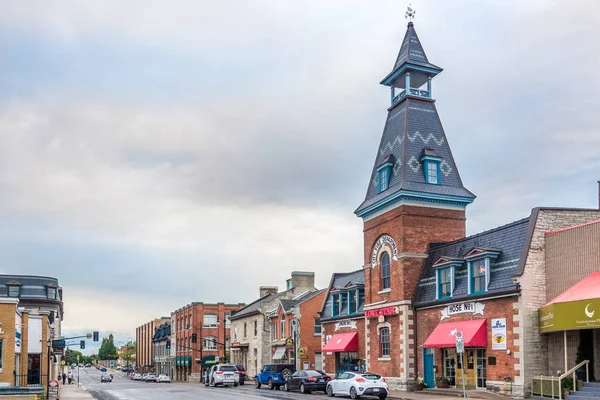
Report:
298,346,308,359
491,318,507,350
365,306,399,319
371,235,399,267
440,302,485,320
334,320,357,331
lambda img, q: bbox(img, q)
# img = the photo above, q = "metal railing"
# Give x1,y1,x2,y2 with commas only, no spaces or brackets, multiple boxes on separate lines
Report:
531,360,589,399
14,374,46,387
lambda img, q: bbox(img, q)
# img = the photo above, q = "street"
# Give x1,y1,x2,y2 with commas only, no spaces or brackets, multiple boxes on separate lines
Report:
76,367,350,400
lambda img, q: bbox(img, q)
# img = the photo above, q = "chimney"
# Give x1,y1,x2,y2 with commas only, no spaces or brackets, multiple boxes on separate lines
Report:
288,271,315,291
259,286,278,298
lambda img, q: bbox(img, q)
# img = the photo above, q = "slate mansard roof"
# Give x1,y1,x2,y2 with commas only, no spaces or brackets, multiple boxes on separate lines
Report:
320,269,364,321
414,218,530,307
0,274,62,300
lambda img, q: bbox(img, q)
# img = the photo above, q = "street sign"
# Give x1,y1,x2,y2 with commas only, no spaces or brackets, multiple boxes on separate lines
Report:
52,339,66,349
455,332,464,354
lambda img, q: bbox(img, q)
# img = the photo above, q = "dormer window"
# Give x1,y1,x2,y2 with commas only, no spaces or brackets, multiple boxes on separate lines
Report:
47,287,57,299
8,285,20,298
377,155,395,193
464,248,500,295
332,294,340,317
421,149,441,185
437,268,453,299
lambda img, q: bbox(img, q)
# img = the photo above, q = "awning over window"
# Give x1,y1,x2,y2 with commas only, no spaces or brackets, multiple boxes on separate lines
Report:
322,332,359,352
423,319,487,348
539,272,600,333
272,346,287,360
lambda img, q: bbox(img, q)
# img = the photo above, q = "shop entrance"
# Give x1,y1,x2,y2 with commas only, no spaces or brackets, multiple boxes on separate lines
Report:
424,348,435,389
443,349,456,386
336,352,359,376
476,349,487,388
454,348,485,389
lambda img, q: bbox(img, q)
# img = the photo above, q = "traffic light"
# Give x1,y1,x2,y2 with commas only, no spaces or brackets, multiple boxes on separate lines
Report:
80,340,85,349
93,331,99,342
191,333,197,343
166,340,171,349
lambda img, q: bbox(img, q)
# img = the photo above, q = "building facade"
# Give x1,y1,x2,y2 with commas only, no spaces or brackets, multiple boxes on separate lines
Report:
136,317,169,373
173,302,244,382
267,290,325,370
0,275,63,391
320,270,366,377
230,272,317,378
153,321,172,376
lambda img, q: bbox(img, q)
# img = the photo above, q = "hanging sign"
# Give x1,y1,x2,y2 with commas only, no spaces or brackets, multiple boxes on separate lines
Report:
440,302,485,320
365,306,399,319
371,235,399,267
491,318,507,350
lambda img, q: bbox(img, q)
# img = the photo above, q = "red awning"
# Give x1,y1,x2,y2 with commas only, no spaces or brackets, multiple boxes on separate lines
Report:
423,319,487,348
544,272,600,306
322,332,359,352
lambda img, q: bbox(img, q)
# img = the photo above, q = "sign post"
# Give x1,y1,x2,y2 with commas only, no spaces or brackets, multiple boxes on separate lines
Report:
455,332,466,400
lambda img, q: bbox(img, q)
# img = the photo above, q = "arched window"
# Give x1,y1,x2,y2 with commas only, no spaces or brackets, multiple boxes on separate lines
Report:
381,253,391,289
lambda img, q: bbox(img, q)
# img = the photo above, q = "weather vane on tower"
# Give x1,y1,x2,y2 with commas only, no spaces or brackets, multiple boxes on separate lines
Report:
405,3,416,21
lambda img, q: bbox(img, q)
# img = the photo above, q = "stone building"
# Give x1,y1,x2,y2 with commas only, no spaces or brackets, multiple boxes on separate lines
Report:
230,271,317,378
136,317,170,373
172,302,244,382
267,289,325,370
153,320,172,376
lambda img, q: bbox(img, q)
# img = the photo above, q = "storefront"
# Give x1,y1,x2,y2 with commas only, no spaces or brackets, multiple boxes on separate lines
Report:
322,332,361,375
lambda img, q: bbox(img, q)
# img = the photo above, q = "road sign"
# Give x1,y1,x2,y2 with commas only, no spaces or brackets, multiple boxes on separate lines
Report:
61,360,66,366
52,339,66,349
455,334,464,354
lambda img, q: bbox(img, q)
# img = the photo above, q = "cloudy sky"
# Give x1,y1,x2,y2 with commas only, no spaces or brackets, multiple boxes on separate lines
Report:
1,1,599,354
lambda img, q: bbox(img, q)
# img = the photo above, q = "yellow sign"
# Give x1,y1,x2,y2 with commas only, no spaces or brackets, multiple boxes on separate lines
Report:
298,346,308,359
61,360,66,366
285,338,294,346
539,298,600,333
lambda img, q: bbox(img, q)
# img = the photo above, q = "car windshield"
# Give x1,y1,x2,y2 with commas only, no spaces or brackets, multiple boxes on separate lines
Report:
219,366,236,372
361,373,381,380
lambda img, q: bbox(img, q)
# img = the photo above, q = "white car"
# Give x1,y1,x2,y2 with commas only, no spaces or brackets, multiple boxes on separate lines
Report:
157,374,171,383
133,373,143,381
205,365,239,387
326,372,388,399
145,373,158,382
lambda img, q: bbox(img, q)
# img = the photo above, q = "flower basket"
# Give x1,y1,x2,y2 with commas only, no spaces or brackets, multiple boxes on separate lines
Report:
413,378,427,391
435,376,450,388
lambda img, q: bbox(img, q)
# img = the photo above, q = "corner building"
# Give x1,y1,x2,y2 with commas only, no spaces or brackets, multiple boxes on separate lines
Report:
355,21,475,390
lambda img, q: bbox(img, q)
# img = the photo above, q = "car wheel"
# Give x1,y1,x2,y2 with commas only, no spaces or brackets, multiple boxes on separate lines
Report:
283,383,289,392
234,383,239,387
350,386,361,399
268,379,274,390
326,385,335,397
282,369,292,381
255,380,261,389
378,395,387,400
301,383,308,394
240,380,244,385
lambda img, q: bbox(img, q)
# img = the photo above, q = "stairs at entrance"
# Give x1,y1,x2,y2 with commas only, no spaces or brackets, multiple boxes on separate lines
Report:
566,382,600,400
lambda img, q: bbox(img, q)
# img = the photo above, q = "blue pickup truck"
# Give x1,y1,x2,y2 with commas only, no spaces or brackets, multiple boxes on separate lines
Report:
255,364,295,390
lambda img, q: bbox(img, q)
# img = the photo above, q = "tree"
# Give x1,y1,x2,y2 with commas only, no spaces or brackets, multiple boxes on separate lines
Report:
98,334,119,360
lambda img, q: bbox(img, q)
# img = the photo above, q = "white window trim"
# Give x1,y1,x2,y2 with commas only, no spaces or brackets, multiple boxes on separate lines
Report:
203,314,218,328
377,322,392,359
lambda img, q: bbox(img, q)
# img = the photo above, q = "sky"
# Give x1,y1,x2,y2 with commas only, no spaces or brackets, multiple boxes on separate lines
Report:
1,1,599,355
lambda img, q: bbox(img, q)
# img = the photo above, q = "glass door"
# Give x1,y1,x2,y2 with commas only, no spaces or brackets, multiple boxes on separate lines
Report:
443,349,456,386
476,349,487,388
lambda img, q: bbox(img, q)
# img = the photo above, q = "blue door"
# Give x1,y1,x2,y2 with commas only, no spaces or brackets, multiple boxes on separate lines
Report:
423,349,434,389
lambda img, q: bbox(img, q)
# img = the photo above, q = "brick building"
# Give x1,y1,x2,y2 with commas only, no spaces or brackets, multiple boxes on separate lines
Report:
354,20,475,391
172,302,244,382
319,270,366,377
153,320,172,376
267,289,325,370
136,317,169,373
230,272,317,378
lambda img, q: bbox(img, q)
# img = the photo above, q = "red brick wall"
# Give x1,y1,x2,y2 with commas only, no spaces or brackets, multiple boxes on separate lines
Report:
363,205,466,306
322,319,365,376
298,291,326,369
415,296,520,383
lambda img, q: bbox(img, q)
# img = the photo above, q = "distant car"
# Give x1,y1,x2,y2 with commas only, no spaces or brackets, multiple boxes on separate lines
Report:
100,367,107,372
133,373,143,381
79,363,84,368
85,363,91,368
101,373,112,383
145,373,158,382
234,364,247,385
157,374,171,383
326,371,388,399
284,370,331,393
255,363,295,390
205,365,239,387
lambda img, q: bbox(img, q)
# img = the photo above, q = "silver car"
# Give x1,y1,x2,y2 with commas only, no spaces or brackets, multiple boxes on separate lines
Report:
205,365,239,387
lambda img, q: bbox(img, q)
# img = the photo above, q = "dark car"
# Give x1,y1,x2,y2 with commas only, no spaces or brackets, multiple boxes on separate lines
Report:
234,364,247,385
255,363,295,390
283,370,331,393
101,373,112,383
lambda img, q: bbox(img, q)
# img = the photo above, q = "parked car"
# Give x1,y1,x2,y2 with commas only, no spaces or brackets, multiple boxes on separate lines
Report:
157,374,171,383
85,363,91,368
326,371,388,399
133,373,143,381
284,370,331,393
255,363,295,390
145,373,158,382
100,373,112,383
79,363,84,368
100,367,107,372
204,365,239,387
234,364,247,385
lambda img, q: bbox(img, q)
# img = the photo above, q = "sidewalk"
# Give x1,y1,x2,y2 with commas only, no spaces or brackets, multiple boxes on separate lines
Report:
58,383,95,399
388,391,463,400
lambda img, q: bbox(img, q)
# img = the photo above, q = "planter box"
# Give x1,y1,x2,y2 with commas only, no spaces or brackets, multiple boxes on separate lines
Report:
414,383,424,391
436,382,449,388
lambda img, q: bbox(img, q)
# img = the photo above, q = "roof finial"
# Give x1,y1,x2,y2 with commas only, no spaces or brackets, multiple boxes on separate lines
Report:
405,3,416,22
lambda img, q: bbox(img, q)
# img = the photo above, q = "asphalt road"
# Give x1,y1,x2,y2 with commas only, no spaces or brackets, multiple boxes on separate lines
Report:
77,367,339,400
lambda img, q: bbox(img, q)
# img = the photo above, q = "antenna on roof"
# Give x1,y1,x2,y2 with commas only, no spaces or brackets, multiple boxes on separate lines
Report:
405,3,416,22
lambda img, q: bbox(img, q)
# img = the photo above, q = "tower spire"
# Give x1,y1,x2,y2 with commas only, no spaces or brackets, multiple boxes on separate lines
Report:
405,3,416,22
